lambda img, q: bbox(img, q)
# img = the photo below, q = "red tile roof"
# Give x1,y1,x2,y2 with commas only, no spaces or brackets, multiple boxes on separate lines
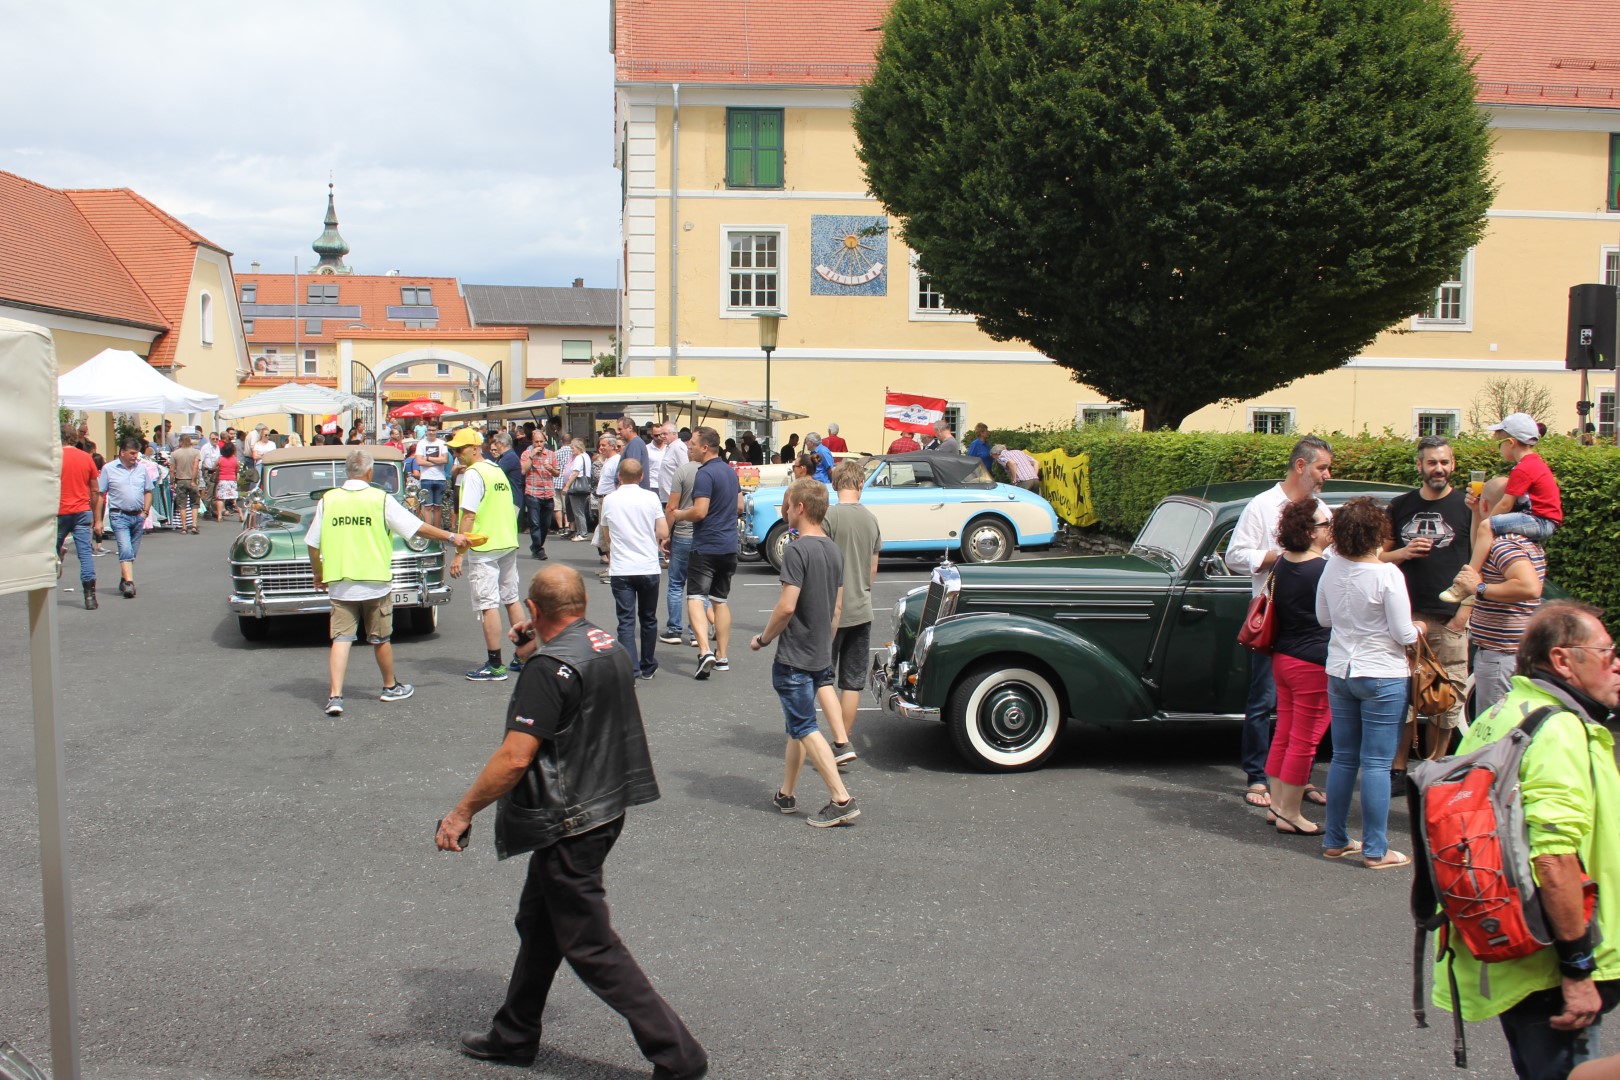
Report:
1452,0,1620,108
0,170,169,333
615,0,1620,110
238,274,474,345
64,187,231,369
614,0,887,85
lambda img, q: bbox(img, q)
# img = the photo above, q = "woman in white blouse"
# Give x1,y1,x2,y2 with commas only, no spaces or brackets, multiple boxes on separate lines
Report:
1315,497,1423,870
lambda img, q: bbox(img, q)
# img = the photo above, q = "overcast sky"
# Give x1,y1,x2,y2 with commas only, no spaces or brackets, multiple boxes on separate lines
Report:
2,0,618,289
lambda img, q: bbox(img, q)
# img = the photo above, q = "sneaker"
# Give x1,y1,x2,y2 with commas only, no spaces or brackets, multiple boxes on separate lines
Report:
688,637,700,649
466,663,510,682
694,653,716,680
714,657,730,672
638,669,657,681
833,742,858,766
807,797,860,828
508,657,525,673
324,696,344,716
772,790,798,814
1437,583,1475,606
379,683,415,703
659,631,683,644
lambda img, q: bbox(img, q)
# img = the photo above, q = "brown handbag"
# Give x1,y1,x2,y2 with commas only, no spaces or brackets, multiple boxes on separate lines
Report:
1237,571,1276,655
1409,632,1463,718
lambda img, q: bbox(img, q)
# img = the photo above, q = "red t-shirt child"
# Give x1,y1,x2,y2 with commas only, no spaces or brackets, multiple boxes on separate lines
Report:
59,445,97,515
1504,451,1562,524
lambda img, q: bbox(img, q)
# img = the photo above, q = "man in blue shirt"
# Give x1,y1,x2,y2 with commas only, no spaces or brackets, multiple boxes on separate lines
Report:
98,436,154,598
671,426,740,679
805,432,834,483
617,416,652,489
968,423,993,467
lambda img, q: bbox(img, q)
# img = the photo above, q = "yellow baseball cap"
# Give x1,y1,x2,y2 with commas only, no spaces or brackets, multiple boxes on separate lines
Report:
445,427,484,449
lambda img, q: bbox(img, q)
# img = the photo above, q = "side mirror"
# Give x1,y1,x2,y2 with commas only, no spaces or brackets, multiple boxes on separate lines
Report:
1200,555,1230,579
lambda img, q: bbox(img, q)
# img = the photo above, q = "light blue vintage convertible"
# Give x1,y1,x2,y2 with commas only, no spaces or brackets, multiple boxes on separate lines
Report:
742,451,1059,570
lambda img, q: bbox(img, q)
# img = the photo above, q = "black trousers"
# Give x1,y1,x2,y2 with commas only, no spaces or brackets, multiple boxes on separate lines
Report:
490,817,705,1074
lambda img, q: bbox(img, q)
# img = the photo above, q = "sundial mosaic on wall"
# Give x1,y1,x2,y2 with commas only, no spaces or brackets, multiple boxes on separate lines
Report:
810,214,888,296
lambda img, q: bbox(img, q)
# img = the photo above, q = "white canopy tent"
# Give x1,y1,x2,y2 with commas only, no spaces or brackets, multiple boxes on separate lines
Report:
218,382,367,420
56,348,220,414
1,319,81,1078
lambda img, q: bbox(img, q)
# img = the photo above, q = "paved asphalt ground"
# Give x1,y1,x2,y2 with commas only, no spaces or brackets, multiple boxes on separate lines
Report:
0,524,1510,1079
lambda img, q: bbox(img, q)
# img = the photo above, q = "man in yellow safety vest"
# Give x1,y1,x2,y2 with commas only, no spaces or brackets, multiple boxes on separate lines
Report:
447,426,527,681
308,448,467,716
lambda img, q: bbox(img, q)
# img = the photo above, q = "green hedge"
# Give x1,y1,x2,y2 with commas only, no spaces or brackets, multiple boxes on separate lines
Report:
993,428,1620,615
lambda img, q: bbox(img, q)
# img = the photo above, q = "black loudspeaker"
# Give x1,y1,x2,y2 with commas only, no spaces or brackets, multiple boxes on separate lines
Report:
1567,284,1618,370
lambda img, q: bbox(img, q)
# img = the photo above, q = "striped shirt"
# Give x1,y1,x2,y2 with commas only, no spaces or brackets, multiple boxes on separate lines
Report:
1469,536,1546,654
553,446,574,493
996,448,1040,484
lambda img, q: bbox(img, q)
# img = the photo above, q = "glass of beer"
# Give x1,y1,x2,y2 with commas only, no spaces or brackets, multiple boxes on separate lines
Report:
1468,470,1486,498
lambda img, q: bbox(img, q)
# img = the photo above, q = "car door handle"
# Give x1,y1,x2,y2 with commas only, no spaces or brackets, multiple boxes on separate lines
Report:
1181,604,1209,617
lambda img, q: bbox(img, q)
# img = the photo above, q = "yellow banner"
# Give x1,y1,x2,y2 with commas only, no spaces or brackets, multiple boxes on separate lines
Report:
1032,448,1098,527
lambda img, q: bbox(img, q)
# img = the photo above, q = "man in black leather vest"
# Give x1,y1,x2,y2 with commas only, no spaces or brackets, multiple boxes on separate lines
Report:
435,564,707,1079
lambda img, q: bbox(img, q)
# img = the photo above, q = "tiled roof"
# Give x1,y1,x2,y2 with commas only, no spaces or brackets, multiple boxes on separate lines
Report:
0,171,169,333
339,326,527,340
1452,0,1620,109
613,0,887,85
463,284,618,327
64,187,231,368
614,1,1620,109
238,274,473,345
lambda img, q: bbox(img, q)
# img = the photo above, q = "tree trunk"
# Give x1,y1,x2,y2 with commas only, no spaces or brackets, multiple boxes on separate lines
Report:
1140,400,1192,431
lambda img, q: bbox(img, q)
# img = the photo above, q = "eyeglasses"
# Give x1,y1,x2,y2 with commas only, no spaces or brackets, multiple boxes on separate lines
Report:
1565,644,1618,662
1310,521,1332,530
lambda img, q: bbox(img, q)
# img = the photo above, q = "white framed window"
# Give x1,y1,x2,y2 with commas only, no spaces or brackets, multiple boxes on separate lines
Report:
941,402,968,445
1413,408,1460,438
302,348,317,376
435,362,450,377
1248,407,1296,435
1601,245,1620,287
1413,249,1474,330
1075,403,1127,427
1599,388,1616,441
720,226,787,317
908,252,973,322
561,340,593,365
199,292,214,345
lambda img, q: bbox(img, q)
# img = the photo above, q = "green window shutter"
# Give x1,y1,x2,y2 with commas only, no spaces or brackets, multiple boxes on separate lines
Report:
728,110,756,187
755,110,783,188
1610,134,1620,213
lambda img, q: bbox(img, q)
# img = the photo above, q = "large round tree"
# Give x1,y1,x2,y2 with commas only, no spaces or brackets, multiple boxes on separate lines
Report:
855,0,1495,431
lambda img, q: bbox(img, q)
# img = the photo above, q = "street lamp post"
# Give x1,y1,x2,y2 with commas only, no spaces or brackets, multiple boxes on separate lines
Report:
754,310,783,459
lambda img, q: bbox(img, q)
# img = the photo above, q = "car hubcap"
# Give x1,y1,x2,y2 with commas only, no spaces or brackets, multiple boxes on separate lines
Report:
968,525,1006,562
979,682,1045,751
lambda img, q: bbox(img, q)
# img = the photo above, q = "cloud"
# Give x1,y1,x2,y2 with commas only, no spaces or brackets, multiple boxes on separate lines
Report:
0,0,619,286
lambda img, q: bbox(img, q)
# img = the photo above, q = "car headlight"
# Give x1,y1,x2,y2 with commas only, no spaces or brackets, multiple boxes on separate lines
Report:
891,595,909,639
405,532,429,552
242,531,271,558
913,625,936,671
744,492,754,515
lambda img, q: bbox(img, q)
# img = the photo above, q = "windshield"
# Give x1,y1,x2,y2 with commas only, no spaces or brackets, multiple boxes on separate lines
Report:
1130,500,1213,570
265,461,401,498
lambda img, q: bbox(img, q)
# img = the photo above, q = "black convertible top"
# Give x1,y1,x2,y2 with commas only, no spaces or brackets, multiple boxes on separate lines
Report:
881,451,997,488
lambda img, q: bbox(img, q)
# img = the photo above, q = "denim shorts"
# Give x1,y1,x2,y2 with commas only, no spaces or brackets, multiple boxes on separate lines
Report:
418,479,447,507
771,660,834,739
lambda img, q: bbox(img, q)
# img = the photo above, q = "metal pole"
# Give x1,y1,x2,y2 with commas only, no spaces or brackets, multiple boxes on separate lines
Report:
28,586,81,1079
763,344,773,460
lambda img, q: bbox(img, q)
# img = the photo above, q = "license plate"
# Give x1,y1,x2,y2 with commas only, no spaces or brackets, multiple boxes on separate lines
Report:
391,590,421,606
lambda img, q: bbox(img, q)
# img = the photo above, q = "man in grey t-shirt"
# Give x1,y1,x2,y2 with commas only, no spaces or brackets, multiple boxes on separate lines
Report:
659,438,701,646
822,459,881,765
750,478,859,828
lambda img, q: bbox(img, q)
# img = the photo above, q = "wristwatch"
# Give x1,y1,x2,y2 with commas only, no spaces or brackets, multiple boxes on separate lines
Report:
1474,582,1488,601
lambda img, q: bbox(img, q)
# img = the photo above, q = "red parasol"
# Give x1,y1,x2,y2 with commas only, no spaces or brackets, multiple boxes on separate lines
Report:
390,399,455,420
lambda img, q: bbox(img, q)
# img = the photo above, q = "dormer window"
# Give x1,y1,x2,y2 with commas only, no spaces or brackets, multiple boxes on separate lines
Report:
240,283,256,304
401,286,433,305
306,283,339,305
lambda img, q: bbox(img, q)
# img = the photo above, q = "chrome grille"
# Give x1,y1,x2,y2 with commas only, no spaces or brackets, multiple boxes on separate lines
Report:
918,578,944,630
236,553,443,595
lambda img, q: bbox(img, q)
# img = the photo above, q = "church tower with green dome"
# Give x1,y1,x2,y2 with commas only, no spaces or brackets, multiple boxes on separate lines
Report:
311,182,351,274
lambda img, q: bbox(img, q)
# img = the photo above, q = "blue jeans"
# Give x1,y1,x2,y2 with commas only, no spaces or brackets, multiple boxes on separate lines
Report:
1324,675,1409,859
524,494,552,554
56,512,95,583
771,661,834,739
1491,511,1558,543
109,509,146,564
1241,652,1277,785
1498,983,1616,1080
611,574,660,677
665,534,692,636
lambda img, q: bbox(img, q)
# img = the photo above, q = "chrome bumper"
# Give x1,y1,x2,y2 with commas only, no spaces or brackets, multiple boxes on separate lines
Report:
229,584,452,619
870,653,941,722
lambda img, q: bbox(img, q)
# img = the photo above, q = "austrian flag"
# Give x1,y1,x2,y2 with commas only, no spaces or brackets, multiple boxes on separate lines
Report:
884,391,947,434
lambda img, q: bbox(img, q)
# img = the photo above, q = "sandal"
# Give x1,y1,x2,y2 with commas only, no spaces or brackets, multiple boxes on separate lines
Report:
1243,784,1271,808
1364,850,1411,871
1303,786,1327,806
1276,818,1326,837
1323,840,1364,860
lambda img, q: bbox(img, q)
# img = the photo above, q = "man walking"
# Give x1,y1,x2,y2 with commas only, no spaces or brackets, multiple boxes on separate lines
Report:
98,436,153,599
308,449,467,716
671,427,740,679
415,423,450,528
199,431,221,520
169,432,202,534
1450,475,1546,718
437,565,708,1080
660,432,700,649
519,428,556,560
1224,435,1333,807
601,459,668,680
1430,601,1620,1080
447,427,526,682
1381,434,1472,762
823,459,882,765
58,423,100,609
751,477,859,827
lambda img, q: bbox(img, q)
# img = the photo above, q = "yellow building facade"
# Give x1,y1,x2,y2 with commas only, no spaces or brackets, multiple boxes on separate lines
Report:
613,9,1620,449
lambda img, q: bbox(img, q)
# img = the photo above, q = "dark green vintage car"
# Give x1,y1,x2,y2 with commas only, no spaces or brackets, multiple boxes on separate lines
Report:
228,445,451,640
872,480,1410,771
